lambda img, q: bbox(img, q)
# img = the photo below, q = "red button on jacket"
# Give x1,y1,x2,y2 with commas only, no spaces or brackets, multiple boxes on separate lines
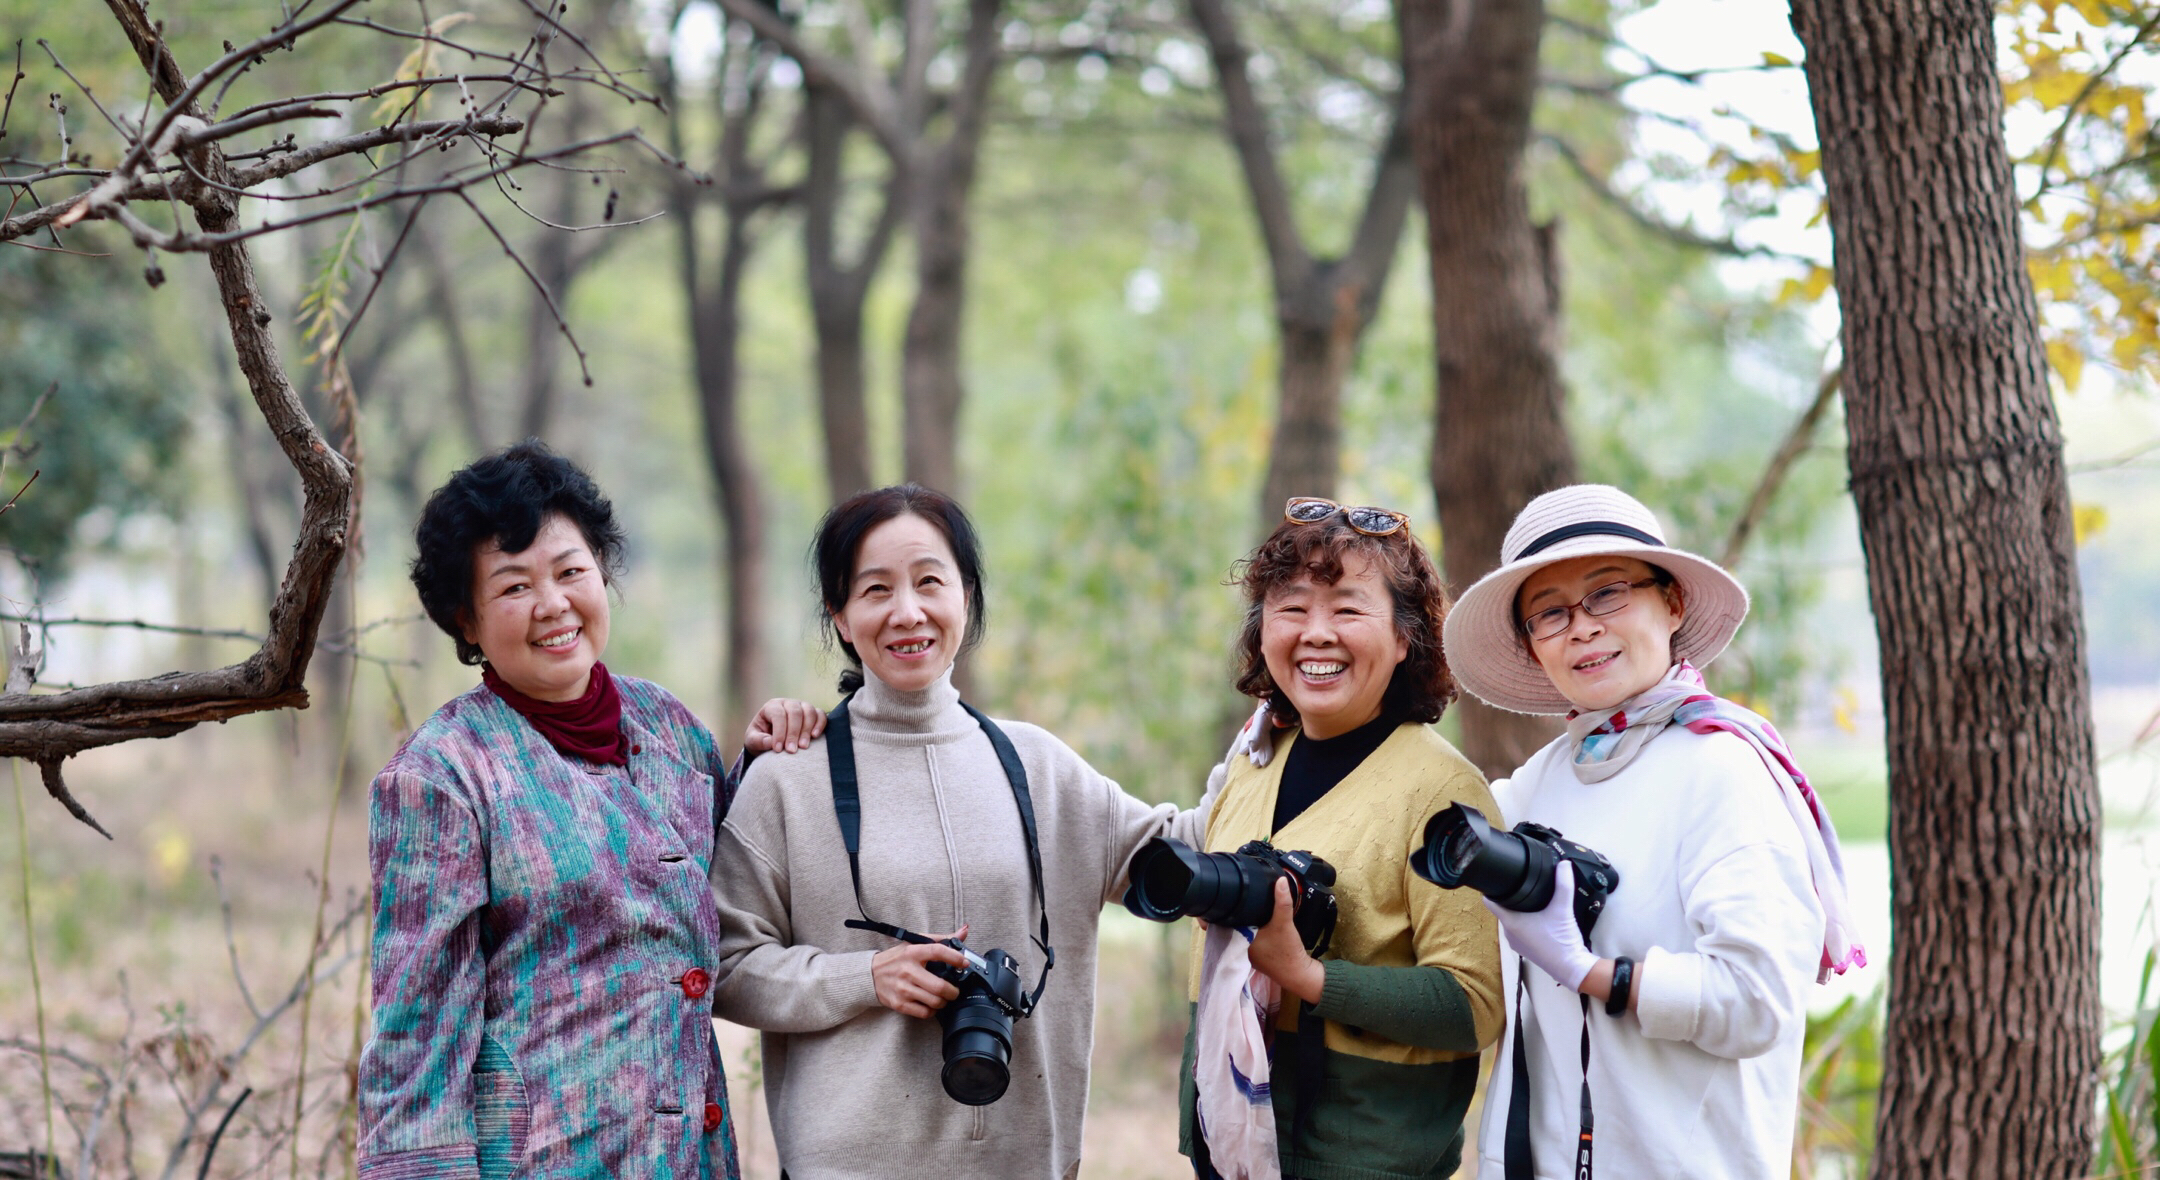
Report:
703,1102,724,1134
680,967,711,999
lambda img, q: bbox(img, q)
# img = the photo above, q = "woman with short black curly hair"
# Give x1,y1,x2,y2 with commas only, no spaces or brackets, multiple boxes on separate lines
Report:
1179,498,1504,1180
357,441,741,1180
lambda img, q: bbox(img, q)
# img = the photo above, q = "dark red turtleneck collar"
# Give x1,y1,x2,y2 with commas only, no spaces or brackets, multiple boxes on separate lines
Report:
482,661,629,766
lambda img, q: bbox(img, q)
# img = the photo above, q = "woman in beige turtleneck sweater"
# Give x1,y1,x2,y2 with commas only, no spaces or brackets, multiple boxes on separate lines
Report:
710,485,1210,1179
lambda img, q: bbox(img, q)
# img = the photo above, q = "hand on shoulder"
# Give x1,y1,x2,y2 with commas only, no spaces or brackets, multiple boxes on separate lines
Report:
745,697,827,755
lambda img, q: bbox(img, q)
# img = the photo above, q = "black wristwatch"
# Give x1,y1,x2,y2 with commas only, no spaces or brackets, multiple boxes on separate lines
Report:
1605,956,1635,1016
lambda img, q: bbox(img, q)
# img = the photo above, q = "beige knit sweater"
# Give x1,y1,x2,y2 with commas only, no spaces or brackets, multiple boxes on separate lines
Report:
709,670,1210,1179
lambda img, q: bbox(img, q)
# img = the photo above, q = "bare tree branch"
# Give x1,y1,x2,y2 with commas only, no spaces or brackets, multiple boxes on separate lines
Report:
1188,0,1314,291
710,0,906,158
1542,131,1814,261
1722,366,1843,568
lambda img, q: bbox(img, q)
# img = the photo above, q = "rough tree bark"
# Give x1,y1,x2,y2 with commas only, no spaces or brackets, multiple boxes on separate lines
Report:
1186,0,1419,526
1789,0,2103,1174
803,81,901,504
1402,0,1576,777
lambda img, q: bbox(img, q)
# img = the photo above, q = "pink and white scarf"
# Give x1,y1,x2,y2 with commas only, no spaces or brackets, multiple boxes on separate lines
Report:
1566,662,1867,981
1193,921,1283,1179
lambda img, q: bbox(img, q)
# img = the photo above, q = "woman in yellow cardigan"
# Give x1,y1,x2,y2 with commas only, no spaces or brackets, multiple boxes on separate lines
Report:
1179,498,1504,1180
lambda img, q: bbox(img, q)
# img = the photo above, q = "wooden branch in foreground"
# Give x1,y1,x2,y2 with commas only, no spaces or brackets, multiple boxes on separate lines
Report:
0,0,353,835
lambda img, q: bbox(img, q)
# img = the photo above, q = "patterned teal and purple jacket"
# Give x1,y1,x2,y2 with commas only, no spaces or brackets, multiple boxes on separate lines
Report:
357,674,742,1180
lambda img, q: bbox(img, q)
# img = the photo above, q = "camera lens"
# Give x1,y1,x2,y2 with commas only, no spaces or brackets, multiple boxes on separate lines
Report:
1124,837,1279,929
939,995,1014,1106
1415,803,1552,911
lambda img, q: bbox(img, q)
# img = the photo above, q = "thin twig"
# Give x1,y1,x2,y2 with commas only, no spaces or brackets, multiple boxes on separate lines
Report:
0,40,26,148
0,469,41,516
11,761,60,1180
2030,6,2160,199
195,1087,250,1180
208,857,265,1021
2069,435,2160,473
1543,132,1814,262
456,188,593,386
1722,366,1843,568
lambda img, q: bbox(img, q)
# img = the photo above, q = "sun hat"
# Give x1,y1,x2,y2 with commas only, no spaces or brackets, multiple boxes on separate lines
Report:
1442,484,1750,715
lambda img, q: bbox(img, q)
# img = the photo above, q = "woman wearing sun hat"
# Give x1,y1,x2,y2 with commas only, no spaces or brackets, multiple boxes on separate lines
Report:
1440,484,1862,1180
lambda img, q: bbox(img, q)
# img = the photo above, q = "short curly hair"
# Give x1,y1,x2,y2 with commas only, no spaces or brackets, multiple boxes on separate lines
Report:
1230,512,1457,727
410,441,626,665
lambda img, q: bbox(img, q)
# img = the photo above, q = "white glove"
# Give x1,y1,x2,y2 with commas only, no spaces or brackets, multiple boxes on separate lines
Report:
1485,861,1598,990
1228,701,1276,768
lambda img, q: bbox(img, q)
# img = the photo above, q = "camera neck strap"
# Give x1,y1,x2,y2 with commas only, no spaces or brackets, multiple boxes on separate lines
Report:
824,695,1055,1008
1502,954,1599,1180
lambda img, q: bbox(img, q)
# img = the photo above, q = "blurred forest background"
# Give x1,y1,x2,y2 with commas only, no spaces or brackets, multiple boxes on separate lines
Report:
0,0,2157,1175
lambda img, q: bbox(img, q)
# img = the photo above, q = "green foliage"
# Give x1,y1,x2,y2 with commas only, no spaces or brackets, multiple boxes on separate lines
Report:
1793,987,1883,1176
2097,945,2160,1175
0,248,188,570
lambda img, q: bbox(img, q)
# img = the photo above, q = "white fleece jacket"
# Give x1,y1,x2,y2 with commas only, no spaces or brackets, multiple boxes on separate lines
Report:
1476,726,1825,1180
708,670,1209,1180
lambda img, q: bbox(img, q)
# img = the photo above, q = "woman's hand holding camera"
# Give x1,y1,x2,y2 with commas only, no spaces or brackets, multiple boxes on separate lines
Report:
1247,878,1327,1005
871,925,970,1019
1486,861,1599,990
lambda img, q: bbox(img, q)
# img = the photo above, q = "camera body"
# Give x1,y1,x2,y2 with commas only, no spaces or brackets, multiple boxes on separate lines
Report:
921,939,1036,1106
1411,803,1618,940
1122,836,1339,956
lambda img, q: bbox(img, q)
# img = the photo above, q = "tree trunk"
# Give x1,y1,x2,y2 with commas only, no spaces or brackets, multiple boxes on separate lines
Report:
1257,279,1359,517
805,81,898,505
1402,0,1575,777
687,208,767,744
661,38,775,745
1187,0,1417,528
898,0,1000,498
1789,1,2103,1174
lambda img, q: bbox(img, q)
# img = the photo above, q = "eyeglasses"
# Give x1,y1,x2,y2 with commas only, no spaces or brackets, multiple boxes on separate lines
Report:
1519,578,1661,641
1284,497,1409,537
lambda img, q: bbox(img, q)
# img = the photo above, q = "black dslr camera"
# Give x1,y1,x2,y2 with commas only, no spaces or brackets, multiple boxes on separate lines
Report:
1411,803,1619,939
1122,837,1339,955
859,928,1036,1106
898,935,1036,1106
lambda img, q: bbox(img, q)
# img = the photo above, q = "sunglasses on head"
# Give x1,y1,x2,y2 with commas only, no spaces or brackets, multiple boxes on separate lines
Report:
1284,497,1409,537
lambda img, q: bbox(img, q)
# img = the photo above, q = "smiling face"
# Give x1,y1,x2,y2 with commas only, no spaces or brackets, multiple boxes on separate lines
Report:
833,512,969,694
1259,548,1410,740
462,513,612,702
1515,554,1684,712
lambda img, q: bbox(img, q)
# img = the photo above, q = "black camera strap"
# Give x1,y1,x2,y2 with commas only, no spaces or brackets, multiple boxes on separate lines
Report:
824,696,1055,1008
1501,956,1599,1180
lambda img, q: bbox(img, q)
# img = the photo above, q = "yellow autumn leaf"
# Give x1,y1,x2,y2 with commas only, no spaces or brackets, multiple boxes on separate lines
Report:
2072,502,2108,545
1762,51,1795,67
2029,253,2076,298
1801,264,1834,301
2066,0,2113,30
2047,337,2086,390
2030,67,2094,108
1832,687,1859,735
